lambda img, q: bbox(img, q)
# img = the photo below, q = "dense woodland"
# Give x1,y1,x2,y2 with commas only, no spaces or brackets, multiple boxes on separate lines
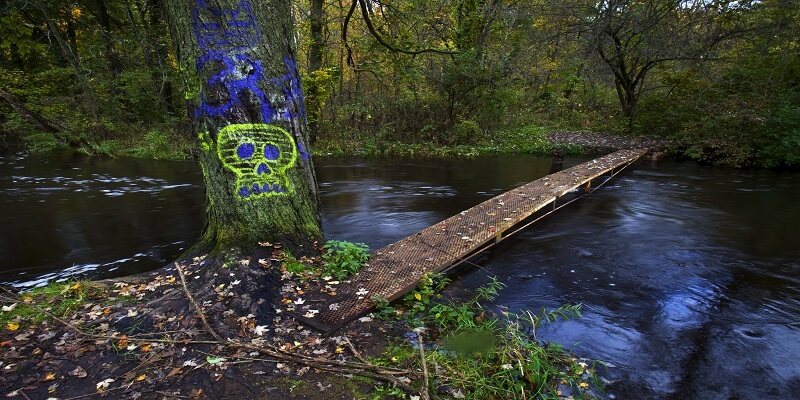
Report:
0,0,798,167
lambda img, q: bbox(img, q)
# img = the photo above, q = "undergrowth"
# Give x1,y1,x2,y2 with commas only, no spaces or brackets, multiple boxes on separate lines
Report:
371,274,601,399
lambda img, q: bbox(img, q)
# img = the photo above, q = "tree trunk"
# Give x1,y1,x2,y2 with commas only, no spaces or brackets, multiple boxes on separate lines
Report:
307,0,325,143
88,0,123,75
0,89,66,134
308,0,324,73
163,0,323,256
35,0,99,116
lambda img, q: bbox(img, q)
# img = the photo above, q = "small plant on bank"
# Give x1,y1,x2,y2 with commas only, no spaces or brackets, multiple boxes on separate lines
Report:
281,253,320,281
402,272,450,318
321,240,370,280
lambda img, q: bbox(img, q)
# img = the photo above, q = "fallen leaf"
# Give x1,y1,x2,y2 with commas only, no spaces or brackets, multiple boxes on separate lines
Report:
96,378,114,391
71,366,87,378
6,323,19,331
206,356,224,365
166,367,183,378
135,374,146,382
2,303,17,312
14,333,30,342
44,372,56,381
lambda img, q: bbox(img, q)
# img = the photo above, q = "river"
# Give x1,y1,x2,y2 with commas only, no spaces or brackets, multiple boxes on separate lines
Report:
1,151,798,398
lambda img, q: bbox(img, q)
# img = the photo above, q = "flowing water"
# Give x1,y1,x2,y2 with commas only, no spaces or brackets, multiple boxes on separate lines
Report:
1,151,798,398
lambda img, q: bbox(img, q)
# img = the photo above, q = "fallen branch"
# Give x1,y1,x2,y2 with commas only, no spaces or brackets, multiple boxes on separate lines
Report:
237,342,418,394
416,329,430,400
174,262,224,342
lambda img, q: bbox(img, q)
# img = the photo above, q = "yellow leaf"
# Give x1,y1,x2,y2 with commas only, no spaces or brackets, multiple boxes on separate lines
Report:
414,293,422,301
135,374,146,382
6,322,19,331
45,372,56,381
335,347,344,354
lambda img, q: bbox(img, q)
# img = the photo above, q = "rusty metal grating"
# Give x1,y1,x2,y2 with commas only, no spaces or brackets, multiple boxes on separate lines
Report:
289,149,648,332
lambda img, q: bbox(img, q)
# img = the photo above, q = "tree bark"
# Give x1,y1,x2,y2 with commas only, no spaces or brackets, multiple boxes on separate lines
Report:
163,0,323,256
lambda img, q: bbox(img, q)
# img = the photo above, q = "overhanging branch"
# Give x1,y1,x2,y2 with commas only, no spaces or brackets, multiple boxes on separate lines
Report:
343,0,457,57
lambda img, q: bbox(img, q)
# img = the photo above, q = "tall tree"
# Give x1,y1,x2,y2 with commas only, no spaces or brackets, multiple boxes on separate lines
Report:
547,0,747,119
163,0,322,255
159,0,323,332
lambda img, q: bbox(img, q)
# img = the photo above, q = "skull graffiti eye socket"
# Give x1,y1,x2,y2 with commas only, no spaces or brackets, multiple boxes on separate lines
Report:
237,143,255,159
264,144,280,160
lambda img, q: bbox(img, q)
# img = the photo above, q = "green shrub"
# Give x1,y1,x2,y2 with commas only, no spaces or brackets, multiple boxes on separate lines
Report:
321,240,370,280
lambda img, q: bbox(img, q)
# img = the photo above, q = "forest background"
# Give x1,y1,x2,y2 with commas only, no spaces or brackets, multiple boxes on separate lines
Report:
0,0,798,168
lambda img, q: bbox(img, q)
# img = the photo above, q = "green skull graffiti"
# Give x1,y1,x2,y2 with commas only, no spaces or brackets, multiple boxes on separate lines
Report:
217,123,298,199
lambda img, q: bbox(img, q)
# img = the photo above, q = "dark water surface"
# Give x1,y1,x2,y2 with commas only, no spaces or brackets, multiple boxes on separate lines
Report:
0,152,205,286
1,152,799,398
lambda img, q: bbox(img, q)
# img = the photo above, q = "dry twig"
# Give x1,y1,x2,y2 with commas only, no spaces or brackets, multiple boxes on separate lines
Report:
174,262,224,342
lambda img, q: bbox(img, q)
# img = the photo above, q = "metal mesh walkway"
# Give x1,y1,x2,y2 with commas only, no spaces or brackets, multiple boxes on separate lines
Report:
289,149,648,332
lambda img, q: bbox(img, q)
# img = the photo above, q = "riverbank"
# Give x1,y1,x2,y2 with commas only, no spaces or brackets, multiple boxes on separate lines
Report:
19,126,674,162
312,128,674,159
1,254,600,399
0,271,390,399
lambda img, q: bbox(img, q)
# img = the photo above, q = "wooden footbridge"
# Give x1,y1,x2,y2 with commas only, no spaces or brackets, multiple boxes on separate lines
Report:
290,148,648,332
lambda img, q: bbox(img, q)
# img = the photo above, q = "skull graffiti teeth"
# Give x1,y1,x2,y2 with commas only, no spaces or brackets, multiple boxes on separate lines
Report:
217,123,298,198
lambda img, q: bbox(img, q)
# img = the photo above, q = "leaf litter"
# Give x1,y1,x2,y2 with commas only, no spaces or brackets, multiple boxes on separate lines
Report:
0,251,405,399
